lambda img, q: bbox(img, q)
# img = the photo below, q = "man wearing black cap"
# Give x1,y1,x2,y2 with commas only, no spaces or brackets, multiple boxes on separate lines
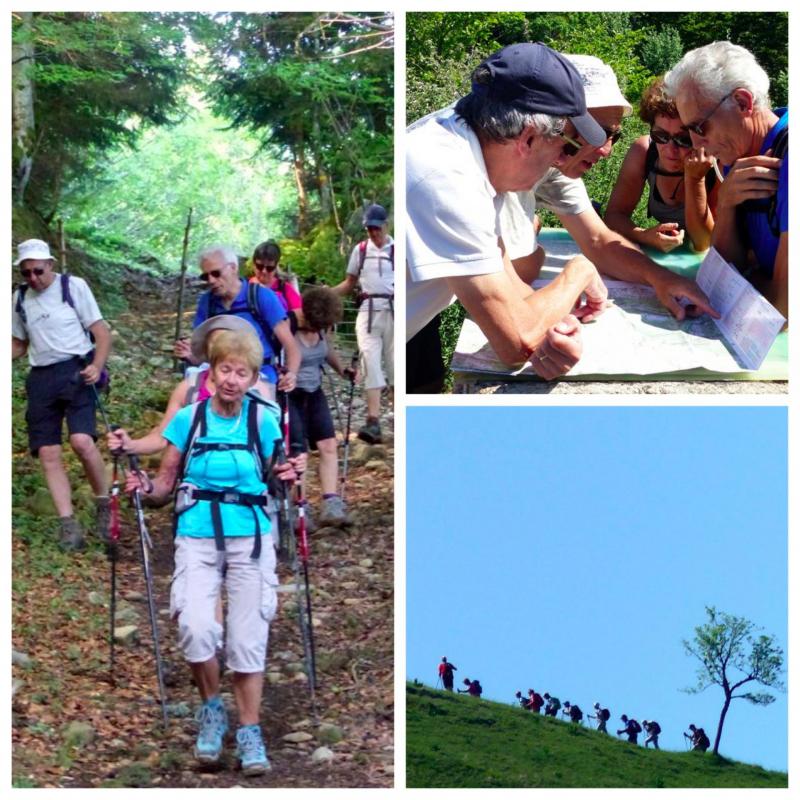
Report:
407,43,609,392
333,204,394,442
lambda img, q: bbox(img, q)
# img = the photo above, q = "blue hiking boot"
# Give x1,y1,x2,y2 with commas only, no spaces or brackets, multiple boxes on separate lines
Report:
236,725,271,776
194,698,228,764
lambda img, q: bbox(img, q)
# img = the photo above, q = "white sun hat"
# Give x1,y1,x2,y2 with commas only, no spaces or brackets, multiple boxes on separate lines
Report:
14,239,55,266
563,54,632,115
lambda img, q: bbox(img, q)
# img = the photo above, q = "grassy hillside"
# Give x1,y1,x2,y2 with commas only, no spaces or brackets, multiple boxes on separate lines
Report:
407,683,787,788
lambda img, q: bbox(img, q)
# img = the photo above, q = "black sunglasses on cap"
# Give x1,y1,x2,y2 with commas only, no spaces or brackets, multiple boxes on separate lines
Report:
650,128,693,149
21,267,46,278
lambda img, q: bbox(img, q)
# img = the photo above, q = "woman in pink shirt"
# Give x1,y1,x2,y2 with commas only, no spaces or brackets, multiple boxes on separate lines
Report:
249,240,302,312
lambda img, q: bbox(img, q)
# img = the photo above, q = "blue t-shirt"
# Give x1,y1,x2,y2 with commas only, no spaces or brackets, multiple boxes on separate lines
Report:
164,396,282,539
725,108,788,277
194,279,287,383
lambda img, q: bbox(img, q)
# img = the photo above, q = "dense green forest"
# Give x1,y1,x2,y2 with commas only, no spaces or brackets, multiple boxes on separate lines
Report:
12,11,394,280
406,11,788,387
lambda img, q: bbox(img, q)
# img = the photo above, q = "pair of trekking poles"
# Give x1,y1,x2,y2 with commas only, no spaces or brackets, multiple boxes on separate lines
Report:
93,385,169,727
324,349,360,502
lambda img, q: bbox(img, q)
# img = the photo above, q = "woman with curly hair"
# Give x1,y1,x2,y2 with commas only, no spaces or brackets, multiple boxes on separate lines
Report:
605,76,718,253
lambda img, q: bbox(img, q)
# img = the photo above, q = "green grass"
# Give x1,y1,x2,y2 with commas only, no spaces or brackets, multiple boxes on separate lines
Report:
407,683,787,788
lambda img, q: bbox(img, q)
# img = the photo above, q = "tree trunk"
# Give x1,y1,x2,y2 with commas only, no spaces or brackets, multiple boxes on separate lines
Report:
713,693,732,755
311,106,334,220
12,11,35,205
292,134,310,237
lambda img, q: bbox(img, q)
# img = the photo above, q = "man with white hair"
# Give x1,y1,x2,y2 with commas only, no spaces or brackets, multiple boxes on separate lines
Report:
406,43,611,391
175,245,299,397
501,54,718,322
664,41,787,319
11,238,112,550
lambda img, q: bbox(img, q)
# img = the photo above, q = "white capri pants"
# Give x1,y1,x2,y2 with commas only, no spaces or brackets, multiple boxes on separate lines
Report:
356,308,394,390
170,535,278,673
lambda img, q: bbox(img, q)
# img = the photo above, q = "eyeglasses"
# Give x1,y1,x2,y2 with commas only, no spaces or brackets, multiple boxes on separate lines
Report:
685,92,733,137
650,128,693,149
200,269,224,282
21,268,46,278
253,261,277,272
559,127,622,157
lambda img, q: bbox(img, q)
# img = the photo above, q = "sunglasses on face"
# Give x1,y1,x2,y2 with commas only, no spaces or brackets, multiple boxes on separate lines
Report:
559,127,622,157
254,261,277,272
21,268,46,278
685,91,733,137
200,269,224,282
650,128,693,149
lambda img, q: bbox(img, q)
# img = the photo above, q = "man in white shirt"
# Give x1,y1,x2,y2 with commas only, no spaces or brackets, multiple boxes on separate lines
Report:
406,43,610,392
333,204,394,443
501,54,718,325
11,238,112,551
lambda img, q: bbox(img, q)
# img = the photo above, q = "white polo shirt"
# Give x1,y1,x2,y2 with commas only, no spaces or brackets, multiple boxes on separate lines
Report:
406,106,509,340
347,236,394,312
11,274,103,367
499,168,592,260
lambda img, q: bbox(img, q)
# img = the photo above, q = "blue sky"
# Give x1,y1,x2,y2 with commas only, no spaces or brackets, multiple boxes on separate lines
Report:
407,406,787,773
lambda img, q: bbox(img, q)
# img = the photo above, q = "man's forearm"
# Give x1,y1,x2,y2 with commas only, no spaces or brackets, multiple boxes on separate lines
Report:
89,321,112,368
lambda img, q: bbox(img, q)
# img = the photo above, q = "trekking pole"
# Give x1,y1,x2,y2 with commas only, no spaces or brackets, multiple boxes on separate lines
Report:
339,350,359,502
173,207,193,374
107,451,122,686
324,368,345,439
127,454,169,727
91,382,113,433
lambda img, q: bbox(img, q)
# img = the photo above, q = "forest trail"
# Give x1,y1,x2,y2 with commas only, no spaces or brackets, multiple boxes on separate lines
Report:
12,273,394,788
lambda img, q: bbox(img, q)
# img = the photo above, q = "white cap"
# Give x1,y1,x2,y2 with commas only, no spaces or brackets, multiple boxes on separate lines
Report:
190,314,257,363
14,239,55,266
564,54,632,116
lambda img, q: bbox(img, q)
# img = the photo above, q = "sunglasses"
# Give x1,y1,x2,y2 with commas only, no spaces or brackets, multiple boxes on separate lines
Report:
685,91,733,137
650,128,693,149
559,127,622,157
200,269,224,282
253,261,277,272
21,267,46,278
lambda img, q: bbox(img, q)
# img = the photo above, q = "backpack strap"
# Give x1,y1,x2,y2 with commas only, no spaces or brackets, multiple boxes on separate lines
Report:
184,370,202,406
357,240,368,278
14,284,29,325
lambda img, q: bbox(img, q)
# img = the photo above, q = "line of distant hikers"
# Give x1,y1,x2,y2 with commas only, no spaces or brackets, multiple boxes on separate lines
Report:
436,657,711,752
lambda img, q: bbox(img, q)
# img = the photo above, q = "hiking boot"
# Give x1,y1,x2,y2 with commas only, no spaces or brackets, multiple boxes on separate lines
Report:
236,725,271,776
58,517,85,552
194,698,229,764
357,420,382,444
95,496,111,542
319,495,352,528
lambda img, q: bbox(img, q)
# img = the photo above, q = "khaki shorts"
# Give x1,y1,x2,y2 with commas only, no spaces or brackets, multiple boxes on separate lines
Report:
356,308,394,390
170,535,278,673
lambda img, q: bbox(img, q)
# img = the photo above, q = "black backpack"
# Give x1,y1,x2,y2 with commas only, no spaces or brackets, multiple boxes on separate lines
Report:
600,708,611,721
650,721,661,735
630,719,642,734
571,705,583,722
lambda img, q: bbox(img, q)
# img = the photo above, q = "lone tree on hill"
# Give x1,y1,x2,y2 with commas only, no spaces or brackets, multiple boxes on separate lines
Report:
682,606,784,756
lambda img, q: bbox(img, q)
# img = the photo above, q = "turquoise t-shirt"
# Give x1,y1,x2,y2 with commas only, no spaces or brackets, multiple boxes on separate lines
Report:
164,396,282,538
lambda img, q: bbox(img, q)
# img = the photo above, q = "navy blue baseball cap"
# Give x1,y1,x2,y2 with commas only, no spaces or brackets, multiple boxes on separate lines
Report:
472,43,606,147
363,204,388,227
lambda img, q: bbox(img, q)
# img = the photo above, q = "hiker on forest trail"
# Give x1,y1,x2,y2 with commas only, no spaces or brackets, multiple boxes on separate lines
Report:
248,240,302,312
617,714,642,744
642,719,661,749
684,724,710,752
287,287,357,527
11,238,112,551
529,689,544,714
458,677,483,697
124,327,298,776
589,702,611,733
332,204,393,444
173,244,300,400
439,657,457,691
543,693,561,717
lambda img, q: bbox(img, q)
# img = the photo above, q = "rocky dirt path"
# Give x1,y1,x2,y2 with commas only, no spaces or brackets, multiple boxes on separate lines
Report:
12,273,394,788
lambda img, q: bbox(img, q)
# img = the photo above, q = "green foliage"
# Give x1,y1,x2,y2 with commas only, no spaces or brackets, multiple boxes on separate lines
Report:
639,27,684,77
407,683,788,788
59,99,296,272
13,12,191,217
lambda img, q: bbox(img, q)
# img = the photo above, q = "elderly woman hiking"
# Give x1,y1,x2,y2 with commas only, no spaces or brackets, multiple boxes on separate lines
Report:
124,327,296,775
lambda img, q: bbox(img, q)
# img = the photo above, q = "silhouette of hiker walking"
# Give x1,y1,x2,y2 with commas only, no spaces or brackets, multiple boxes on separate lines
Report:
458,678,483,697
589,702,611,733
642,719,661,749
617,714,642,744
438,657,457,691
684,724,710,752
